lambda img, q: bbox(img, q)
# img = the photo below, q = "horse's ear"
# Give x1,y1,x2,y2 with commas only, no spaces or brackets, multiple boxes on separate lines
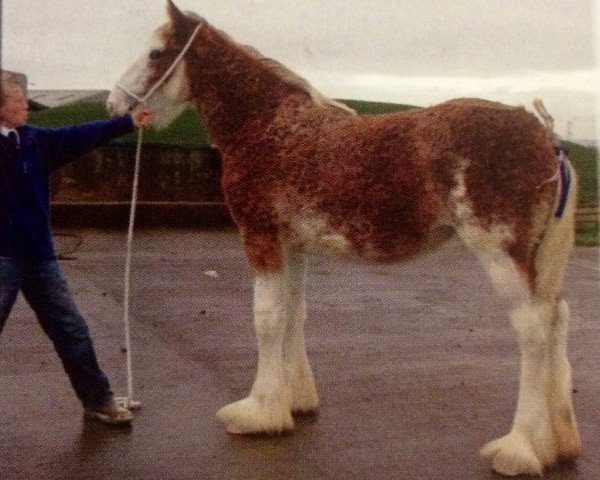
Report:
166,0,188,28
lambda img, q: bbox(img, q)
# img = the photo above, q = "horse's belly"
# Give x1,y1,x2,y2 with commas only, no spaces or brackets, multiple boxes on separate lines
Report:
290,215,455,262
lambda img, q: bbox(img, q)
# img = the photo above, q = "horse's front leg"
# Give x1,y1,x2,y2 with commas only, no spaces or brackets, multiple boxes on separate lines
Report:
217,255,294,434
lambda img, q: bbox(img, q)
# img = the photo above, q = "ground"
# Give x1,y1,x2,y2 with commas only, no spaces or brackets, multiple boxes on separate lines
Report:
0,229,598,480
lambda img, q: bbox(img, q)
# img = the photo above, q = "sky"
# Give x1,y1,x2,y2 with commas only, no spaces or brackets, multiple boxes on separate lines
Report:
1,0,598,140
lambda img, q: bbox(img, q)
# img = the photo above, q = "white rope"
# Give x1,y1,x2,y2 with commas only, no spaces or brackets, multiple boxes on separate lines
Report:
113,22,202,411
115,127,144,411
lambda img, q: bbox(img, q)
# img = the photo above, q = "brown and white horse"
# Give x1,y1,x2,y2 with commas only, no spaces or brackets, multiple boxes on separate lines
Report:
108,2,581,476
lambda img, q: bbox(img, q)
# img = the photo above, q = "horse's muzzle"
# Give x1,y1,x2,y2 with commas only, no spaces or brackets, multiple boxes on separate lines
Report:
107,83,147,117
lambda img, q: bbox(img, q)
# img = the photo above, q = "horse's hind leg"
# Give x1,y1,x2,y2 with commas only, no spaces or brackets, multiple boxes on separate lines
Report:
532,194,581,463
470,225,580,475
282,247,319,413
480,281,580,476
547,298,581,461
481,297,559,476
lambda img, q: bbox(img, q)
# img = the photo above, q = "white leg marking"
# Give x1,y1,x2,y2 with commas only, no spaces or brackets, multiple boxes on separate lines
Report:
283,248,319,413
217,273,294,434
481,298,580,475
481,301,557,476
547,299,581,460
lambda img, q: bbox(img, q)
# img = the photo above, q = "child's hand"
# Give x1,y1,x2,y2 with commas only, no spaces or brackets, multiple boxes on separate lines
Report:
132,109,152,128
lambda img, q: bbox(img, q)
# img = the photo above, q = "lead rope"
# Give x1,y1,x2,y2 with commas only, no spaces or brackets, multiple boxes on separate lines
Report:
115,127,144,411
113,22,202,412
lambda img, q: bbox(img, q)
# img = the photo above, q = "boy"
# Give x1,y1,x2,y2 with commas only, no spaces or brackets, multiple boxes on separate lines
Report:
0,71,151,425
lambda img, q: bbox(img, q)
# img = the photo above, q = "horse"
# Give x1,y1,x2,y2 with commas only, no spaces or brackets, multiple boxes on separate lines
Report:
107,1,581,476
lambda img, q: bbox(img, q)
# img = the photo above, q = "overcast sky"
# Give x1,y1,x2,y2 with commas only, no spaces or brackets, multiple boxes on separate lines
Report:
1,0,598,140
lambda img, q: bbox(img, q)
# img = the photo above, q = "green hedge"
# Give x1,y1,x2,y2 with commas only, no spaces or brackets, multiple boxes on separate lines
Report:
28,102,209,147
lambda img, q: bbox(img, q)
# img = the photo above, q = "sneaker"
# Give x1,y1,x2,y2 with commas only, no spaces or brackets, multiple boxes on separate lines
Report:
84,400,134,426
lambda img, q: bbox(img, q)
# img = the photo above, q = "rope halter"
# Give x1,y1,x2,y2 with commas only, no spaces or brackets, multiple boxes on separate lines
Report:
117,23,203,108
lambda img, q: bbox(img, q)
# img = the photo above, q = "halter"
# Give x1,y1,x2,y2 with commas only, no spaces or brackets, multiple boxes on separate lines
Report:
117,23,203,107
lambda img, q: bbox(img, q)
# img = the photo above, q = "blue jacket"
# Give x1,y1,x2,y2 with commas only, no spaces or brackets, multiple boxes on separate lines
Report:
0,116,134,259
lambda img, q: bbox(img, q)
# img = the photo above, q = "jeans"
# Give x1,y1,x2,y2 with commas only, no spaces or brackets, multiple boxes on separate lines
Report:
0,257,113,409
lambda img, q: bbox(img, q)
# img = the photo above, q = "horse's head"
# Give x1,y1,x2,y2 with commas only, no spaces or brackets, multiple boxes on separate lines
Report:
107,1,202,128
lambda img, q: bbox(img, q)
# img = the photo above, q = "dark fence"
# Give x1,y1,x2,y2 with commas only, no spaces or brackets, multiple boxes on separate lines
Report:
50,144,234,228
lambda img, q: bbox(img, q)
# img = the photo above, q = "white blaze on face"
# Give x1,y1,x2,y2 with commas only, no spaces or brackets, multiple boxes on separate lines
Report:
107,26,192,129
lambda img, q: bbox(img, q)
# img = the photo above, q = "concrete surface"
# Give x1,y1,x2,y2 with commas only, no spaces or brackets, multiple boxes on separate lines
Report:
0,229,598,480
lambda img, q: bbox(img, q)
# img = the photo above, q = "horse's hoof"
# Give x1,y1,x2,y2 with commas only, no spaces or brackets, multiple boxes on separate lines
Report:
553,412,582,461
289,381,319,413
217,396,294,435
481,431,552,477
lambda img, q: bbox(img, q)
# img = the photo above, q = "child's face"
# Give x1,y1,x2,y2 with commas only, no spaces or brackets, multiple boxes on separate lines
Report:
0,85,29,128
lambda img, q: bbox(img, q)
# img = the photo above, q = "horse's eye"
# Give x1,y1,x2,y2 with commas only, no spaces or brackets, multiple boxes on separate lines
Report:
149,49,165,60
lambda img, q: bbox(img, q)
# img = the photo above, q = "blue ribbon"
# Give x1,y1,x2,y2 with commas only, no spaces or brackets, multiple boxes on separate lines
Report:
554,146,571,219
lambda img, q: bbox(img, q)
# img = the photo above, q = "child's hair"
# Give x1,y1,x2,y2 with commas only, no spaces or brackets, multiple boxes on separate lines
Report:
1,71,23,107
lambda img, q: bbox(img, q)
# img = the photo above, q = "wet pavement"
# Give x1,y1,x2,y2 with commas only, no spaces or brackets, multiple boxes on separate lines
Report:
0,228,598,480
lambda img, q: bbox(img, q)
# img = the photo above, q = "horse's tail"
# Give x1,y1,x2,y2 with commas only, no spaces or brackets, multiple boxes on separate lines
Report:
533,98,560,145
528,100,582,460
533,146,578,301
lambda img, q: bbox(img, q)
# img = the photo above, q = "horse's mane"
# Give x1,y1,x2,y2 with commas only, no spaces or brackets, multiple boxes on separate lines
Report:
244,47,356,114
186,13,356,115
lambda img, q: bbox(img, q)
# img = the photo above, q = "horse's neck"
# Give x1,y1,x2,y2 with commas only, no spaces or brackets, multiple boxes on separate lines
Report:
188,28,309,150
